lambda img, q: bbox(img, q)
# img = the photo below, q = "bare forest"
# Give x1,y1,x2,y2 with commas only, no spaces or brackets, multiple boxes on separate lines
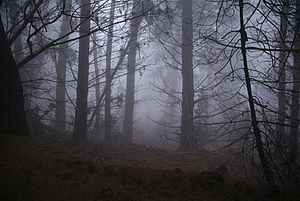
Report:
1,0,300,200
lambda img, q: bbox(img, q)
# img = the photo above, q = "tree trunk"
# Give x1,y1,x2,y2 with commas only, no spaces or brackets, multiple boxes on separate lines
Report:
73,0,91,141
276,0,289,154
179,0,195,151
87,42,130,131
55,0,72,130
122,0,143,143
238,0,274,184
9,1,45,136
104,0,116,141
9,1,30,112
0,12,28,136
92,32,101,135
289,1,300,163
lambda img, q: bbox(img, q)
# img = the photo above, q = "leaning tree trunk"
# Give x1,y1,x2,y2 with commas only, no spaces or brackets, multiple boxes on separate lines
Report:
122,0,143,143
104,0,116,141
0,11,28,136
87,41,130,131
289,1,300,164
73,0,91,141
179,0,195,151
55,0,72,130
238,0,274,184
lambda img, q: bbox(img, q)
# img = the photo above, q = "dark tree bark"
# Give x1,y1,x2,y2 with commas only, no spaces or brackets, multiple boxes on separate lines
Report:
239,0,274,184
0,12,28,136
104,0,116,141
123,0,143,143
55,0,72,130
179,0,195,151
73,0,91,141
289,1,300,163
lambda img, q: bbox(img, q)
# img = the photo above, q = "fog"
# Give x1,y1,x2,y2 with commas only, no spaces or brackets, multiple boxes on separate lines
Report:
0,0,288,150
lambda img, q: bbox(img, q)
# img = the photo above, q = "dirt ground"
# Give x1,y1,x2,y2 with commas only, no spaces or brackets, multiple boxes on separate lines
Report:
0,135,299,201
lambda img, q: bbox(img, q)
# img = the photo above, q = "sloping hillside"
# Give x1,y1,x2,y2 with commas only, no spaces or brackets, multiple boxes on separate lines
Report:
0,135,297,201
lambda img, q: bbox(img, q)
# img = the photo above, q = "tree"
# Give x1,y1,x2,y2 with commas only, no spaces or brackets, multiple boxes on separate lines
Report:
0,2,28,135
238,0,274,184
123,0,144,143
87,41,131,133
92,31,101,135
179,0,195,151
55,0,72,130
104,0,116,141
276,0,289,154
73,0,91,141
289,0,300,163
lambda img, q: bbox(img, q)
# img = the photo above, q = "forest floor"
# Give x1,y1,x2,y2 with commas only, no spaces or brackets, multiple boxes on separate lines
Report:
0,134,299,201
